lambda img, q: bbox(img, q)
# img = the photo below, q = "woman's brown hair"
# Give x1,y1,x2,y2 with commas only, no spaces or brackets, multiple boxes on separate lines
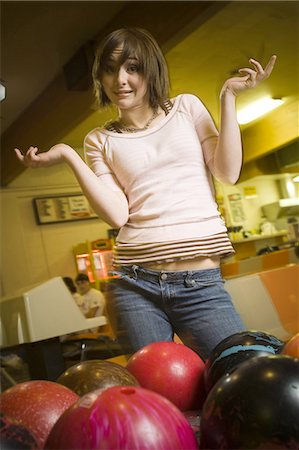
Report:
92,27,170,109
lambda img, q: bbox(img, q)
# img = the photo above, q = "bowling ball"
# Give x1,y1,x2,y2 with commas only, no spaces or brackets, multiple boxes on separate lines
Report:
45,385,199,450
0,380,79,449
57,359,139,396
0,413,38,450
126,341,206,411
281,332,299,358
204,330,283,393
200,355,299,449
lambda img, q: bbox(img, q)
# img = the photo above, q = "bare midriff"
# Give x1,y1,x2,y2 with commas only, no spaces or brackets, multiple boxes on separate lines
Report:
143,255,220,272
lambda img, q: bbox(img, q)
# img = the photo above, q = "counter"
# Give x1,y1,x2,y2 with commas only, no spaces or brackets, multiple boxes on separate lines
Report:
221,245,298,279
230,231,288,260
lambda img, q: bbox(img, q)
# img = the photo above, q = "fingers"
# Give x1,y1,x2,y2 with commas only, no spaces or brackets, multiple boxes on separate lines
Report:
263,55,277,77
248,55,277,80
249,58,264,73
229,75,251,83
14,148,24,161
14,146,39,166
27,146,39,159
224,54,277,96
239,68,257,77
238,68,257,85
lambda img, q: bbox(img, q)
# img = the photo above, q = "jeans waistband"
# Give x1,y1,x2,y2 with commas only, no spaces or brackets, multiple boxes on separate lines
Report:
114,265,222,283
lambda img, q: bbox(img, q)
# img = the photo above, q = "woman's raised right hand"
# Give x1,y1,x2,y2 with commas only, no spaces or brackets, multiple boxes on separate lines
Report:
14,143,73,168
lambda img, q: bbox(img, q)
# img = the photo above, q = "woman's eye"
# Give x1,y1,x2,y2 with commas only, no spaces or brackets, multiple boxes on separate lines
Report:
127,65,139,73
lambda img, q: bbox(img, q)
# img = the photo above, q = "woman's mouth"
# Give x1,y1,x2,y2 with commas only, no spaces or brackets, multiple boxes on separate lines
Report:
115,90,133,97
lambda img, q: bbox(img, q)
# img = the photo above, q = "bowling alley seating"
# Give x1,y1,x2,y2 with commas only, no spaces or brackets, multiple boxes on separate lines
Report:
0,277,108,380
226,264,298,342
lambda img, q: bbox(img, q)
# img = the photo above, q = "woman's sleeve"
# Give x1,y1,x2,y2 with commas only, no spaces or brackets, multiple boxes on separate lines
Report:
84,130,124,194
184,93,219,164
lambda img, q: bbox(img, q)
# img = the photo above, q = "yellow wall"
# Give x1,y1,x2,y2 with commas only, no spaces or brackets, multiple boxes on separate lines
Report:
0,156,111,297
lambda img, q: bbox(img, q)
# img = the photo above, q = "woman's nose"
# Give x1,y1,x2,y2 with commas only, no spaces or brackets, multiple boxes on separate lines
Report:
116,67,127,85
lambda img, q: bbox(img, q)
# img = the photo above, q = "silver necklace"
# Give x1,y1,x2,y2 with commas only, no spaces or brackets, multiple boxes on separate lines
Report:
118,109,158,133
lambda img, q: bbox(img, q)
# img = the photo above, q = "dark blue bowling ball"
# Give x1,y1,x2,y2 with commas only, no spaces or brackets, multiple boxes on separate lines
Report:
204,330,283,393
200,355,299,449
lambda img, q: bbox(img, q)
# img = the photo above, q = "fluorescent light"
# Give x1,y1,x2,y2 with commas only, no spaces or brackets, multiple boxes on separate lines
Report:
237,97,284,125
293,175,299,183
0,81,5,102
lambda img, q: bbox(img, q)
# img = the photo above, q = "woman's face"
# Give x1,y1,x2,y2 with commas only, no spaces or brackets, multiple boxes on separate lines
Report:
101,47,149,110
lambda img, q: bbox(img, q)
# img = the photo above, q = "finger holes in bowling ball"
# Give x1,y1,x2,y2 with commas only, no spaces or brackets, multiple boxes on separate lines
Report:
120,387,136,395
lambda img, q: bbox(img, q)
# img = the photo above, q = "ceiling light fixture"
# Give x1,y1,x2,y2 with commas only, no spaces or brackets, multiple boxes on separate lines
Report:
0,81,6,102
237,97,284,125
292,175,299,183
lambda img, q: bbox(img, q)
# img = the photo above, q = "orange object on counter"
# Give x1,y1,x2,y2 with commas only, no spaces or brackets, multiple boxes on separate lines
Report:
281,332,299,358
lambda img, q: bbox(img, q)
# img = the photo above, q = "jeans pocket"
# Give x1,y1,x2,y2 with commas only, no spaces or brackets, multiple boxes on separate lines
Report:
188,268,224,288
191,278,224,288
110,270,126,279
111,270,139,284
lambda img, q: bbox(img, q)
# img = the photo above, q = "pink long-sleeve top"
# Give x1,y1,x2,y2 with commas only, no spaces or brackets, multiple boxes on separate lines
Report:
84,93,234,265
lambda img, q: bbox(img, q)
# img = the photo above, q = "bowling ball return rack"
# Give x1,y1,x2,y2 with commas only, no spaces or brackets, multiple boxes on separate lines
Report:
62,333,123,363
0,277,122,383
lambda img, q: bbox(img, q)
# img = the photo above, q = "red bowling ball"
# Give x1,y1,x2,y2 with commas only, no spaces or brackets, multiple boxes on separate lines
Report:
0,380,79,449
126,341,206,411
0,412,38,450
45,385,199,450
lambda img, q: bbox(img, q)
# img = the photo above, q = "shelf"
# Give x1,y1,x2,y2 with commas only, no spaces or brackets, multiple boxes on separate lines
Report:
231,231,287,244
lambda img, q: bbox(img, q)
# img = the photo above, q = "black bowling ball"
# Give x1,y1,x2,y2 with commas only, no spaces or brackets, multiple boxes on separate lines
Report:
200,355,299,449
204,330,283,393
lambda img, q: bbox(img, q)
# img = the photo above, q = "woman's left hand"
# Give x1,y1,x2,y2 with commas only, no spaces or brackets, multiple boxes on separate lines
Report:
221,55,277,97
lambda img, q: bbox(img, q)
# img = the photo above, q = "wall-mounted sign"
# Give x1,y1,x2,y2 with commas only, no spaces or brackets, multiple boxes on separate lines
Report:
33,194,98,225
227,193,246,223
243,186,257,199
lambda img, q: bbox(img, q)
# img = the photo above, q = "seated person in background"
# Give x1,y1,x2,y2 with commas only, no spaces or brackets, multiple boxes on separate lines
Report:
75,273,106,319
61,276,85,341
63,276,84,312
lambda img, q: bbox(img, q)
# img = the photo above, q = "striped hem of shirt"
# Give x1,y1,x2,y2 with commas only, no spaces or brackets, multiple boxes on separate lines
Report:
113,232,234,265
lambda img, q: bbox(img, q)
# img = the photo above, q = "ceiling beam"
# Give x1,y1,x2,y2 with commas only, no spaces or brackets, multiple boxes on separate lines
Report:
1,1,228,186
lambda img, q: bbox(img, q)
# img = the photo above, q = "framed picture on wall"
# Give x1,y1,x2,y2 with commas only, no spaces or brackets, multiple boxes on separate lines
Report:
33,194,98,225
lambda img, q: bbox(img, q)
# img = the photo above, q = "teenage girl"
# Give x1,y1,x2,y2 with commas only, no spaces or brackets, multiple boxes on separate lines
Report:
15,28,276,359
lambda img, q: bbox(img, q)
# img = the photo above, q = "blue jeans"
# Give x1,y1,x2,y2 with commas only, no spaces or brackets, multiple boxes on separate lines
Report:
106,265,245,360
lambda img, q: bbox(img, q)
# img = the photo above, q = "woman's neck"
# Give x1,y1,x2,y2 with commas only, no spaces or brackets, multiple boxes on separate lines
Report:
118,104,157,129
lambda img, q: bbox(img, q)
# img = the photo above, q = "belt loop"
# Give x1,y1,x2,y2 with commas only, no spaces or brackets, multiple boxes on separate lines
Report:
131,264,138,280
186,270,192,281
184,270,193,287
